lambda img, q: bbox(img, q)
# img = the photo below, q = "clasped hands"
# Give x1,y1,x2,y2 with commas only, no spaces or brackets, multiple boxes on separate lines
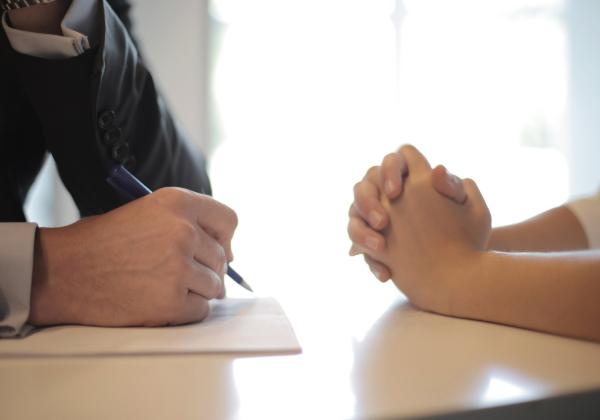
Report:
347,145,492,314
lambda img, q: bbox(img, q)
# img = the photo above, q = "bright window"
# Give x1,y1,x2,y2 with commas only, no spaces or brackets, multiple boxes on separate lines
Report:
209,0,570,295
394,0,569,226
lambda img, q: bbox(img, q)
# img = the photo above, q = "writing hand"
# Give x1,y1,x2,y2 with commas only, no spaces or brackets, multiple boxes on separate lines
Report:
28,188,238,327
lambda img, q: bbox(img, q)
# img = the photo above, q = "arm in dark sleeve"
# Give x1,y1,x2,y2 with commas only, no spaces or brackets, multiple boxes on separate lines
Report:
8,0,211,217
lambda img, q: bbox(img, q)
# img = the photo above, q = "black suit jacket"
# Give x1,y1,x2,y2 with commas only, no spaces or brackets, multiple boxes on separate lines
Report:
0,0,212,221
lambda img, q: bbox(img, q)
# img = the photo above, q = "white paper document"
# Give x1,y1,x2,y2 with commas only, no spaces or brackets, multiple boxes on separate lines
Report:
0,298,301,357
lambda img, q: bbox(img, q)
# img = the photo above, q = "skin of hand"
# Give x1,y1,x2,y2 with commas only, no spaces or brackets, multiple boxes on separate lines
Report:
28,187,237,328
359,146,492,313
348,145,589,284
7,0,71,35
348,145,466,281
349,145,600,341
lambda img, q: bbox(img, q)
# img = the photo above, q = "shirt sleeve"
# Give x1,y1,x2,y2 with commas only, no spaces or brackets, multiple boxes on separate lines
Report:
566,191,600,249
0,223,37,338
1,0,100,59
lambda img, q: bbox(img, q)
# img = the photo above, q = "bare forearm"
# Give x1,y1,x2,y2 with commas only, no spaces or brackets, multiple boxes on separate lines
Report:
7,0,71,35
450,250,600,341
488,205,588,252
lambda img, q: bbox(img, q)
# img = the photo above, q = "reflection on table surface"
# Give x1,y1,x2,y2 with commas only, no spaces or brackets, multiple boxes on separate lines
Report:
2,267,600,420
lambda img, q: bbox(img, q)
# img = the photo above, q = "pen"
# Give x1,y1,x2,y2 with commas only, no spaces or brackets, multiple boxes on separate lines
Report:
106,164,253,292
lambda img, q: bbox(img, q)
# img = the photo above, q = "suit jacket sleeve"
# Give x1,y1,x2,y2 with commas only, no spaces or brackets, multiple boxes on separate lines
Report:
0,0,212,337
9,0,212,217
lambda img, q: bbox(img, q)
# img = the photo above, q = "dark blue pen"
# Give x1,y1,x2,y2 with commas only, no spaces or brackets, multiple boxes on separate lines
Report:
107,165,252,292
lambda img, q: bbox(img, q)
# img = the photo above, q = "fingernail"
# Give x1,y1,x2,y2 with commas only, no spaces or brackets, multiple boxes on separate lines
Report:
368,211,383,228
373,269,383,281
366,236,379,251
385,180,396,195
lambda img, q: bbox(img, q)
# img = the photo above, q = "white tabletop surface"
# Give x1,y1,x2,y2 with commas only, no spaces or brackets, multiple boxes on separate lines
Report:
2,263,600,420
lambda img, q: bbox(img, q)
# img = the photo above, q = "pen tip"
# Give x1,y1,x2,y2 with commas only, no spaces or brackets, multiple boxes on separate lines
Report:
226,266,253,292
241,280,254,293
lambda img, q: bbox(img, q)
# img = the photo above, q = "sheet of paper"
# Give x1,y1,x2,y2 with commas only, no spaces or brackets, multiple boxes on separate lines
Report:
0,298,301,357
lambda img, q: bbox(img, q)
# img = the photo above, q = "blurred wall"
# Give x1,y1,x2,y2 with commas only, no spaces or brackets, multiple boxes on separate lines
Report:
130,0,210,151
566,0,600,198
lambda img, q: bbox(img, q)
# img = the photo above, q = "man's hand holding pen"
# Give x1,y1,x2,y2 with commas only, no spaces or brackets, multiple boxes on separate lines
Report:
28,188,238,328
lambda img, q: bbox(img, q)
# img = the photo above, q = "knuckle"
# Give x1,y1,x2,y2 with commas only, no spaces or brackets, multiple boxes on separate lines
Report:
382,152,396,167
366,165,379,181
354,181,375,203
208,273,223,298
463,178,480,196
172,220,196,244
155,186,181,201
154,187,190,210
203,242,227,275
347,227,358,243
198,268,221,299
347,221,355,239
152,187,170,199
211,244,227,270
353,184,369,209
398,144,416,155
197,193,217,211
215,246,227,272
347,218,361,240
225,207,239,231
202,197,239,231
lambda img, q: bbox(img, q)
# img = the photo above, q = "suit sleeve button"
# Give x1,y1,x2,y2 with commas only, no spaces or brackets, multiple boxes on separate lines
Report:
112,141,130,163
102,127,122,146
98,110,116,130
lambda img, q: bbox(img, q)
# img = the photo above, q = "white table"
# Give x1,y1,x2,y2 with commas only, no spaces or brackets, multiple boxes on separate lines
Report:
2,267,600,420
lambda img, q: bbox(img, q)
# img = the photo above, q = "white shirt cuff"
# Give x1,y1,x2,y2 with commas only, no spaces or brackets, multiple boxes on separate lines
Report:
0,223,37,338
1,0,99,59
567,191,600,249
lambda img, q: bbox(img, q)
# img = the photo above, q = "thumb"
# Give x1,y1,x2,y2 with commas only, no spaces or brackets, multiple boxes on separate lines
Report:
431,165,466,204
462,177,490,217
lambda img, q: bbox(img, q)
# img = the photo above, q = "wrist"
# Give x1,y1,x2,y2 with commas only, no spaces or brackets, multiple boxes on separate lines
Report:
487,227,510,251
28,227,71,326
433,249,489,318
